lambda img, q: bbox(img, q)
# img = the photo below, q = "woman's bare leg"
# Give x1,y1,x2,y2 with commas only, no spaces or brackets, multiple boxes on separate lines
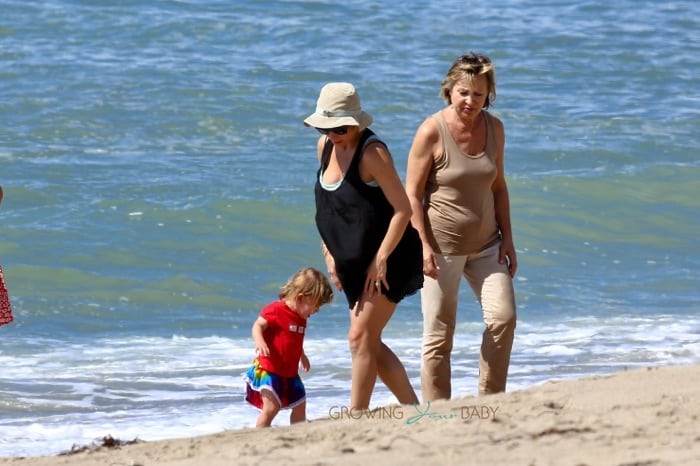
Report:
348,295,417,408
377,342,419,405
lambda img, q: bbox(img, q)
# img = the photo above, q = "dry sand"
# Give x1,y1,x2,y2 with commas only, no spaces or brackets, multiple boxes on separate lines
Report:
2,364,698,466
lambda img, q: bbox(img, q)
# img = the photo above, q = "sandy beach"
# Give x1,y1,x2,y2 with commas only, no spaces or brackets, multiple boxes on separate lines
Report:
1,364,698,466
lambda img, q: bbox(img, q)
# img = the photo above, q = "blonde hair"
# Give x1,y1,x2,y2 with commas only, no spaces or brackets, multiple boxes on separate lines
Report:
440,52,496,107
279,267,334,307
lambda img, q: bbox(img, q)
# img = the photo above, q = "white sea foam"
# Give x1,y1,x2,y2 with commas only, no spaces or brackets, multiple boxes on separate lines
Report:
2,310,699,457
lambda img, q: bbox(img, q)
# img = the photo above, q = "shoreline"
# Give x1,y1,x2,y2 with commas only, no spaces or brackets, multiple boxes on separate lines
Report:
2,364,698,466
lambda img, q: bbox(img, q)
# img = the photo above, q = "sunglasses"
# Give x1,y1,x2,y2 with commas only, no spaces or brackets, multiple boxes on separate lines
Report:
316,126,349,135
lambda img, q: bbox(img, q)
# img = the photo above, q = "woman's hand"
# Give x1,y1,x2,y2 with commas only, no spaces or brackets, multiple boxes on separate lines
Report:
365,254,388,296
499,237,518,278
422,246,440,279
323,250,343,291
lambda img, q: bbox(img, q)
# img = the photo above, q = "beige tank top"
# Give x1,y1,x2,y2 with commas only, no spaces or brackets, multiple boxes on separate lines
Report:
424,110,500,255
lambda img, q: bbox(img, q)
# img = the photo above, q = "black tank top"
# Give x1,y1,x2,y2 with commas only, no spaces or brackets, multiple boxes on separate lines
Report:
314,129,423,309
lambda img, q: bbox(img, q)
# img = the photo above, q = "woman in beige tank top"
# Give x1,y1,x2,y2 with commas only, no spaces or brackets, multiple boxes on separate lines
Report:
405,52,517,399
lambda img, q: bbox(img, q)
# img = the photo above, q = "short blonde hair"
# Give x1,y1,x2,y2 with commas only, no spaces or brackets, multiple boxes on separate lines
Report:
279,267,334,307
440,52,496,107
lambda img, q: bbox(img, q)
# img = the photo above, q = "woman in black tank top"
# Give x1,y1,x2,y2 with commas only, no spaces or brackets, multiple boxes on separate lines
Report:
305,82,423,409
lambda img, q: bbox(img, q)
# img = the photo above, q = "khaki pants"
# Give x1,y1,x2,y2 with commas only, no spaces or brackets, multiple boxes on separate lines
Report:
421,242,516,399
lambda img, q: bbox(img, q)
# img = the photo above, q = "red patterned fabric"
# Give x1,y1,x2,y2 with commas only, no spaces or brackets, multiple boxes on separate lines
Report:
0,265,13,326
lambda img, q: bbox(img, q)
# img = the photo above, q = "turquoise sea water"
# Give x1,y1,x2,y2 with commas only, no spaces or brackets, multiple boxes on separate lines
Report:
1,0,699,457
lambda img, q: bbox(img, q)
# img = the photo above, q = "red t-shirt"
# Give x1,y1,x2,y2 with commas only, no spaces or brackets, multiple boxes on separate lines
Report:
256,300,307,378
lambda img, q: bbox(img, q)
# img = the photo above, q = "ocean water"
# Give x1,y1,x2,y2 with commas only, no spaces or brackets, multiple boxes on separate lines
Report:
1,0,699,457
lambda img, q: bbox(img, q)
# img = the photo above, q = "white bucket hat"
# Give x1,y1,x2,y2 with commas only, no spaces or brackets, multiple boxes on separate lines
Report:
304,82,373,130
